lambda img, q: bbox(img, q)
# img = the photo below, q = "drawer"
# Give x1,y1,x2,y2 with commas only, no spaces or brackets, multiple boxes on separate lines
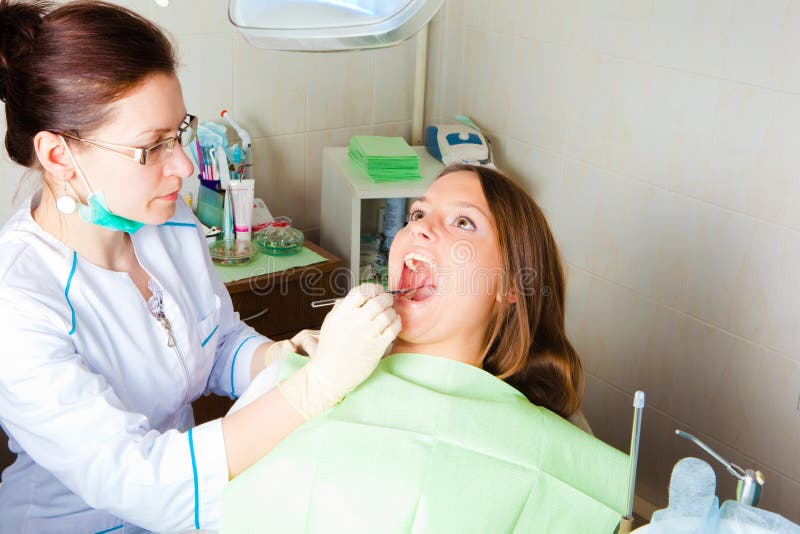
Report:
230,284,300,338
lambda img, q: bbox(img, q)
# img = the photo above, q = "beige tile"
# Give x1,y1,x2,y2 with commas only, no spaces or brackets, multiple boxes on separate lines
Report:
488,135,564,217
424,21,446,125
634,304,690,416
683,203,784,344
600,63,718,197
571,0,653,62
582,373,633,454
175,33,233,122
751,349,800,482
643,0,732,77
633,405,674,511
790,185,800,231
232,35,306,138
766,229,800,359
487,0,519,34
691,83,800,226
0,162,30,225
506,38,571,152
677,320,763,456
252,134,306,230
464,0,490,30
460,29,514,137
645,191,694,312
307,50,374,131
722,0,788,87
372,122,412,144
564,264,592,355
107,0,150,19
515,0,581,45
578,274,654,391
305,126,371,229
556,159,665,294
770,0,800,93
148,0,232,36
437,4,465,122
562,53,624,167
553,158,604,271
373,37,416,124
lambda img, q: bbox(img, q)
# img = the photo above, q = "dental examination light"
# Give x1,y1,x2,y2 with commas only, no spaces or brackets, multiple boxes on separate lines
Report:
228,0,443,51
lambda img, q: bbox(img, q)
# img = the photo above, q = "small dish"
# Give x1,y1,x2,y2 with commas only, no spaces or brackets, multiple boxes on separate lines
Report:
255,223,304,256
208,239,256,265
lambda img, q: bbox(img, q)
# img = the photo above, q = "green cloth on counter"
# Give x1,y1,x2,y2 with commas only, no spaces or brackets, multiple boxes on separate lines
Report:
212,246,326,283
348,135,421,182
221,353,629,534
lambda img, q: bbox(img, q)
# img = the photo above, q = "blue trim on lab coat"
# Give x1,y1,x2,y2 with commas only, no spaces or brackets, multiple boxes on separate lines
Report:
230,335,258,398
65,251,78,335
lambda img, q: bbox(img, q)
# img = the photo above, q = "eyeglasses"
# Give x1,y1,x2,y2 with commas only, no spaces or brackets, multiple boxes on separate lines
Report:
57,114,198,166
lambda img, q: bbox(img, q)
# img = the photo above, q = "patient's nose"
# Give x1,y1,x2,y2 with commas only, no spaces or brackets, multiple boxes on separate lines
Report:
410,219,437,243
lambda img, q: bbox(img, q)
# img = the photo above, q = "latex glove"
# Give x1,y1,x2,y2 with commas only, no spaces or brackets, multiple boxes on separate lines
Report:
263,330,320,368
278,284,401,419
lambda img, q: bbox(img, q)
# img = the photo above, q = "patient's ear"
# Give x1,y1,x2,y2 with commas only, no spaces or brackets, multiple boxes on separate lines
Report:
496,289,518,304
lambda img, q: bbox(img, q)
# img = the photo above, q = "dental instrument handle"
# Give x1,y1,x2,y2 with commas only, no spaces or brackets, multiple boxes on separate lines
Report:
311,289,409,308
675,429,746,480
624,391,645,520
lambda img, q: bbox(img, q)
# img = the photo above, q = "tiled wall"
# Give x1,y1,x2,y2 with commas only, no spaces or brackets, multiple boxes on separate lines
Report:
427,0,800,522
0,0,418,241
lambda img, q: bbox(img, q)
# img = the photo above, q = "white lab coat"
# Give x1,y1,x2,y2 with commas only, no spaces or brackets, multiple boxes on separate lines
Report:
0,195,278,533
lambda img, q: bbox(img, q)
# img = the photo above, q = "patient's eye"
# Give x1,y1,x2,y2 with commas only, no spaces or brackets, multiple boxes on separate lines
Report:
409,209,424,221
454,216,476,231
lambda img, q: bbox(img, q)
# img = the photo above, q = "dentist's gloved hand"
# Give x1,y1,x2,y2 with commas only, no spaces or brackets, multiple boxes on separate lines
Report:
278,284,401,419
263,329,320,368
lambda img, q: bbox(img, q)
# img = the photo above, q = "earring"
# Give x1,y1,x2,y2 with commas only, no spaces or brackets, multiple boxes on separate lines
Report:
55,182,76,214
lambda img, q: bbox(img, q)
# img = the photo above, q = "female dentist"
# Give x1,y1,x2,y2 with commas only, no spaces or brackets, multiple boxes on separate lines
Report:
0,1,400,532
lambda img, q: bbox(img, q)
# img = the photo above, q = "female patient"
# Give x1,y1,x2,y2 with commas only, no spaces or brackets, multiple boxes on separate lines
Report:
222,164,629,533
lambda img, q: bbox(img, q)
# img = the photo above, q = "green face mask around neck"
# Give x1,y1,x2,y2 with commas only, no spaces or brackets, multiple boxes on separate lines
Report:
77,191,145,234
59,135,145,234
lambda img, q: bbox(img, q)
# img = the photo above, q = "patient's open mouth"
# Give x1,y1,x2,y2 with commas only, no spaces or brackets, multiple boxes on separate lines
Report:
398,252,437,302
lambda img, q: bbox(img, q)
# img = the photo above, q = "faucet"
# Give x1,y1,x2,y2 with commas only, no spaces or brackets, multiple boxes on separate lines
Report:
675,429,765,507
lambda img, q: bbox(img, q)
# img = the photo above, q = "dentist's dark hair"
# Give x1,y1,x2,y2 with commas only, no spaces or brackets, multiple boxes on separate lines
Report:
438,164,584,418
0,0,176,168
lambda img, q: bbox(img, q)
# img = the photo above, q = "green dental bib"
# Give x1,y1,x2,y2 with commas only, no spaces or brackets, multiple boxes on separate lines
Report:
222,353,629,533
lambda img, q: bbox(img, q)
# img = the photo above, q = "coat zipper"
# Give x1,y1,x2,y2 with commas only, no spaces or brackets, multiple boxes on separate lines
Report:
157,313,191,406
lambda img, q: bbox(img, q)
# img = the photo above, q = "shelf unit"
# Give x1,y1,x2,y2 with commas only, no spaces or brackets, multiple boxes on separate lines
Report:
320,146,444,282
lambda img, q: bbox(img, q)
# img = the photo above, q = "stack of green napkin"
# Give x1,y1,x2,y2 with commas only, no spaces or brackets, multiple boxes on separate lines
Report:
348,135,421,182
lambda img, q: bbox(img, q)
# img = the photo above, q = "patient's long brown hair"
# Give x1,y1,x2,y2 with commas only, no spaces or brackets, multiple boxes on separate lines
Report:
439,164,583,418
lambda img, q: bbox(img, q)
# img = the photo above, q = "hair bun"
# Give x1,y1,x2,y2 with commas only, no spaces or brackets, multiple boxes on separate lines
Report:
0,0,49,101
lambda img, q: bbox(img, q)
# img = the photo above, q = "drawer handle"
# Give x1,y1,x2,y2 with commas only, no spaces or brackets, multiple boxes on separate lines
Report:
241,307,270,322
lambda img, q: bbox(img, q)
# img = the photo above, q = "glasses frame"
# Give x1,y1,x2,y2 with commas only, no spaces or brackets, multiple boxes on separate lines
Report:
57,114,197,166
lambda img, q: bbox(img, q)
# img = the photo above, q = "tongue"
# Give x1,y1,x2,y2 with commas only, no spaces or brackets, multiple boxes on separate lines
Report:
400,262,433,291
411,285,434,301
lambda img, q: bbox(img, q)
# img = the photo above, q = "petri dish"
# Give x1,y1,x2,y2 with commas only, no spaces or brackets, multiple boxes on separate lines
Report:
209,239,256,265
255,224,304,256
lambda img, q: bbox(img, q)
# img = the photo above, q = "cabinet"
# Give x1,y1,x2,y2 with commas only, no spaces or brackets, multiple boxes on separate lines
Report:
320,146,444,281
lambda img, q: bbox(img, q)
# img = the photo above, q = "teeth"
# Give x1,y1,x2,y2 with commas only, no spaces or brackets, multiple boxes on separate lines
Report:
403,252,437,273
